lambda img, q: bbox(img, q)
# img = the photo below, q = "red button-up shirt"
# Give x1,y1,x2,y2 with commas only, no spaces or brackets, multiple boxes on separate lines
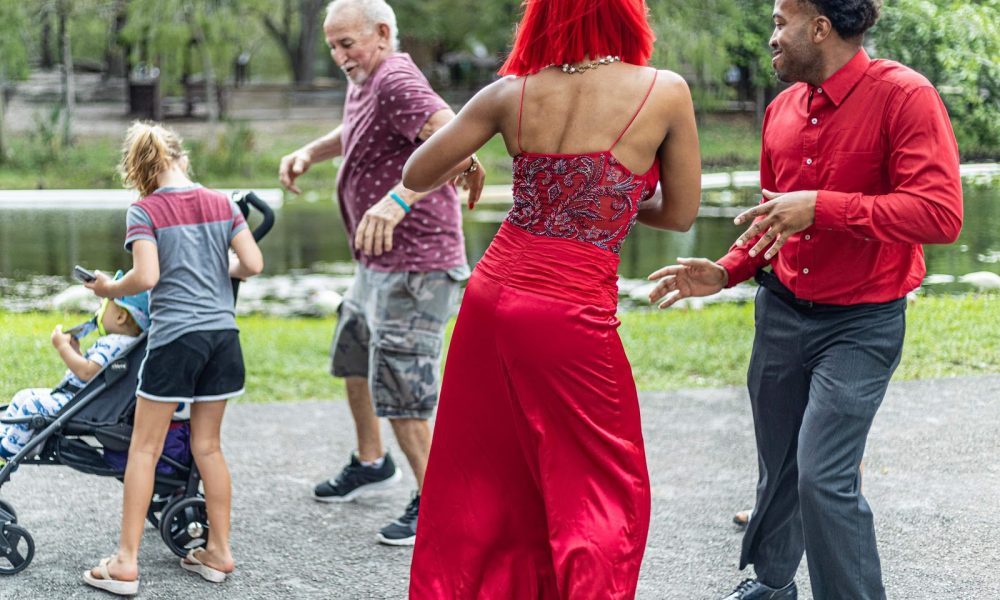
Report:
718,50,963,305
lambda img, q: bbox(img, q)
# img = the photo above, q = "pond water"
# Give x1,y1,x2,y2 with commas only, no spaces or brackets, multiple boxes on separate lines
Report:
0,184,997,312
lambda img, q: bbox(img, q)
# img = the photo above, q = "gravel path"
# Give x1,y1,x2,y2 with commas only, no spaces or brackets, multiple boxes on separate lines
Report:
2,375,998,599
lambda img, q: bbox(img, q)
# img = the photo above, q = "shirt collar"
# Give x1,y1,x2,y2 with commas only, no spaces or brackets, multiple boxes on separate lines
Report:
153,183,201,193
815,48,871,106
348,52,399,97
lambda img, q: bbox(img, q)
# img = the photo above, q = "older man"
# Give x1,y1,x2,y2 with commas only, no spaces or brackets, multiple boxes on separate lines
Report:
650,0,962,598
279,0,484,546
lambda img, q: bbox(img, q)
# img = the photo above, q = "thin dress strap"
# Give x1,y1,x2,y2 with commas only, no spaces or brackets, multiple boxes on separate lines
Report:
609,70,659,152
516,76,528,153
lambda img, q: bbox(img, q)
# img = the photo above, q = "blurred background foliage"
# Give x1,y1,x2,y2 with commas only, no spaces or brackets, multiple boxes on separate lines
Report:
0,0,997,161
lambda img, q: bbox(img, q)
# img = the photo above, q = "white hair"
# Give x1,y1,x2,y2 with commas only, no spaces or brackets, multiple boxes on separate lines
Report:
326,0,400,51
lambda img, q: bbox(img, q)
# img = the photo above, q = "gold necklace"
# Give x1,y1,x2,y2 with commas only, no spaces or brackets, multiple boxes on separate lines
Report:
560,55,621,74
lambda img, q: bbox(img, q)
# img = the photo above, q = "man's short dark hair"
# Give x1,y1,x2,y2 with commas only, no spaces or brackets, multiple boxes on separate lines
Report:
799,0,881,39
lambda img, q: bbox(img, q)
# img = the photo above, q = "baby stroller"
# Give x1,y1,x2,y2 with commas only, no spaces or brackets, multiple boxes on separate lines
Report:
0,191,275,575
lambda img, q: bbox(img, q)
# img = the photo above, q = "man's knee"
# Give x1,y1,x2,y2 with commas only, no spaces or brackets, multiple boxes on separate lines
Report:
796,466,824,508
345,377,371,397
389,416,429,432
796,456,859,513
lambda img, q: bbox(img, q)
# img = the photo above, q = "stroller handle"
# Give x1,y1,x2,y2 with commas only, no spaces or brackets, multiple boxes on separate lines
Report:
233,191,276,242
230,191,276,300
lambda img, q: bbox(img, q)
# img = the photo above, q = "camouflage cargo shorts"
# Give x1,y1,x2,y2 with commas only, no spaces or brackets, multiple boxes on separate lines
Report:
330,263,468,419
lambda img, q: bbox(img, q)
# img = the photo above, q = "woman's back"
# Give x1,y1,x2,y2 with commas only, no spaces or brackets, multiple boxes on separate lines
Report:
404,61,700,237
497,63,683,176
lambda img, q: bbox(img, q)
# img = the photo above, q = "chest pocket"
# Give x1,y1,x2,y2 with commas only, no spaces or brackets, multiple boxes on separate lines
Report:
826,150,887,194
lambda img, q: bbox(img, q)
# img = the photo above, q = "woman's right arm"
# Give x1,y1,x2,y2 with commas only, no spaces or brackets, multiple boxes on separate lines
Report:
637,72,701,232
229,229,264,280
402,79,507,193
86,240,159,298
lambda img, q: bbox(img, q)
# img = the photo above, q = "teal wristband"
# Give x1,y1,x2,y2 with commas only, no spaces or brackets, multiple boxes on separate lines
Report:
389,191,410,213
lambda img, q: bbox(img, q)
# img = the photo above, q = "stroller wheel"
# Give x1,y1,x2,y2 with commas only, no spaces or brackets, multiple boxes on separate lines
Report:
0,522,34,575
159,497,209,558
0,500,15,524
147,485,185,529
146,494,171,529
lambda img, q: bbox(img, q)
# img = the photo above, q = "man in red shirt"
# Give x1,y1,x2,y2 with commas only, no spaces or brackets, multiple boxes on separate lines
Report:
648,0,963,598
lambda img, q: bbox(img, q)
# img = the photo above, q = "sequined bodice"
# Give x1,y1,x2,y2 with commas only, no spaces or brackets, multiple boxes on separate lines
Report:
507,151,659,255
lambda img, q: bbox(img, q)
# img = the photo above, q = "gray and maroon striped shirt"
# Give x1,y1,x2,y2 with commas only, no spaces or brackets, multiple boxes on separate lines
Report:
124,185,247,348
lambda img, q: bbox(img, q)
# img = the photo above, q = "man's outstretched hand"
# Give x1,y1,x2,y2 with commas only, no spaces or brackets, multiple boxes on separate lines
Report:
647,258,729,309
278,150,313,195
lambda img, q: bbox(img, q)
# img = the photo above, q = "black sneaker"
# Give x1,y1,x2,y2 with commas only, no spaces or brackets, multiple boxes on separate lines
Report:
720,578,797,600
313,452,401,503
376,493,419,546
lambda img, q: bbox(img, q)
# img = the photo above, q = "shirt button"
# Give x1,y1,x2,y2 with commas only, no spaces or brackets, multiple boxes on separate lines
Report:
817,88,824,94
804,234,811,240
805,158,813,165
803,268,810,274
810,118,818,125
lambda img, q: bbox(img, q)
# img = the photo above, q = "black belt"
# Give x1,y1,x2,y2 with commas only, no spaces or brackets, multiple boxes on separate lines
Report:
754,269,908,314
754,269,832,310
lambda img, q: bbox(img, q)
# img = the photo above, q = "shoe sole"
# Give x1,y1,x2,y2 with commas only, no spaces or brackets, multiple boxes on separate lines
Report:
313,468,402,503
376,532,415,546
180,552,227,583
82,571,139,596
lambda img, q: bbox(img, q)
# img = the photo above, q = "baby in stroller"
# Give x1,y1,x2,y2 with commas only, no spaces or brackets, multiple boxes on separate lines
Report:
0,278,200,576
0,279,150,468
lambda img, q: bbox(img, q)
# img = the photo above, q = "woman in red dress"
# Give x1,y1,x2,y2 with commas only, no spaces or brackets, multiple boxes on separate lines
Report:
403,1,702,597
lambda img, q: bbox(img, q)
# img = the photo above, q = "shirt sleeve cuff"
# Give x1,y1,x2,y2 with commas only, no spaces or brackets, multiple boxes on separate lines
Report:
124,234,156,252
814,190,848,231
716,252,754,288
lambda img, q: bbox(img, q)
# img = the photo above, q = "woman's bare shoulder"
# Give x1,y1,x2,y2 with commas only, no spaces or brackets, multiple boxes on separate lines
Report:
650,69,694,111
481,75,523,101
463,75,523,113
653,69,691,94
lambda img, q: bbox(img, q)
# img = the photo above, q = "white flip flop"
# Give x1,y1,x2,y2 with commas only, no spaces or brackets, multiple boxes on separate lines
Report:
180,548,227,583
82,557,139,596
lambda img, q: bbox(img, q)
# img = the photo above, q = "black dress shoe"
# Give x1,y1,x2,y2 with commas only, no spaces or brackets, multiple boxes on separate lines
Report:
720,578,797,600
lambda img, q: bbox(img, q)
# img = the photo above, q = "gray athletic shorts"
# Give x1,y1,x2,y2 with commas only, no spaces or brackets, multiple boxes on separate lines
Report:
330,263,467,419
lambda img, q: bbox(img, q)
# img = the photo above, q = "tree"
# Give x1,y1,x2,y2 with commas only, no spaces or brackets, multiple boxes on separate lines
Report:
874,0,1000,155
104,0,131,79
254,0,327,86
57,0,76,145
723,0,780,126
392,0,519,63
122,0,246,121
648,0,747,113
0,1,31,162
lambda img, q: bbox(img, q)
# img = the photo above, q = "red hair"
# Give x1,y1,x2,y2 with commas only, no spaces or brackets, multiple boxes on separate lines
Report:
498,0,655,76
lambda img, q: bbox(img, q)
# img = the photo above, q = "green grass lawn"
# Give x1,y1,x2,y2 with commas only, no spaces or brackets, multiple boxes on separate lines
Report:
2,294,997,405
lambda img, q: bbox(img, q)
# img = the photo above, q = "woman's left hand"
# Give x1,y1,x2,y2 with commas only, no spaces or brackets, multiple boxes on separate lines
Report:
453,162,487,210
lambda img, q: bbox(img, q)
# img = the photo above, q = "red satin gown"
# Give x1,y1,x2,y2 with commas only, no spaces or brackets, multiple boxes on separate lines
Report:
411,71,659,600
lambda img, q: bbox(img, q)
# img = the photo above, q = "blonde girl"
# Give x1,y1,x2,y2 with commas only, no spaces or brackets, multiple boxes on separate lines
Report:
83,121,263,595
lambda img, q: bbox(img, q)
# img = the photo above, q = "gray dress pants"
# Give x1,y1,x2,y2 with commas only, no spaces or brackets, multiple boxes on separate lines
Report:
740,285,906,600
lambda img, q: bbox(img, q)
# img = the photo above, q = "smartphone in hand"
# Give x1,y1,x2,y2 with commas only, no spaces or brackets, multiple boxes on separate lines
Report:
72,265,97,283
